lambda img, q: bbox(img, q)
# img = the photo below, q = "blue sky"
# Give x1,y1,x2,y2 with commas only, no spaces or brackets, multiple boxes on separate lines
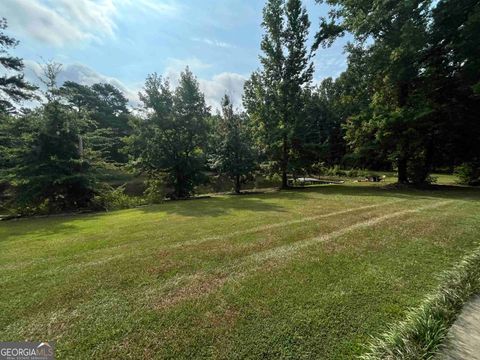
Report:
3,0,349,109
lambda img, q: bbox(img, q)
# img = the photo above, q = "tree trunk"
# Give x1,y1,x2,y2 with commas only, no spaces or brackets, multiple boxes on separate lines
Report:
419,138,435,184
397,157,408,184
175,171,185,199
78,135,84,158
235,175,241,194
281,135,289,189
396,82,410,185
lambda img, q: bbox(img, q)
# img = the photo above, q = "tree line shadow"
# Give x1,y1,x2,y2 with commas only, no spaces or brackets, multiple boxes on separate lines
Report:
2,183,478,243
137,192,293,217
0,191,293,242
289,183,480,202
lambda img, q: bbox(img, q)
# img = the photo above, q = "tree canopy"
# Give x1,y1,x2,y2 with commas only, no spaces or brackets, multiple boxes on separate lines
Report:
210,95,257,193
0,18,36,114
244,0,313,188
315,0,480,184
127,68,210,199
1,0,480,214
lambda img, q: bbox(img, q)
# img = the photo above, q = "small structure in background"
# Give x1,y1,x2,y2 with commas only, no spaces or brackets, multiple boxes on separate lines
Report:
354,175,387,183
288,177,345,186
366,175,382,182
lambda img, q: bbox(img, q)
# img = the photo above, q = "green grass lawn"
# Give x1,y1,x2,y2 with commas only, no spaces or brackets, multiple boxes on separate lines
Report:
1,183,480,359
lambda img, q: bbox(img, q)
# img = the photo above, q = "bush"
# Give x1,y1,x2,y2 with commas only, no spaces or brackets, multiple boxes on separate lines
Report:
312,163,371,178
455,161,480,186
143,179,167,204
92,185,144,211
345,168,370,178
265,173,282,184
9,199,52,217
407,153,435,185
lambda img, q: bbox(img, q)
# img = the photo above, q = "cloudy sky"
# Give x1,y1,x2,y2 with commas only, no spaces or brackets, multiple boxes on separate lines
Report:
3,0,349,109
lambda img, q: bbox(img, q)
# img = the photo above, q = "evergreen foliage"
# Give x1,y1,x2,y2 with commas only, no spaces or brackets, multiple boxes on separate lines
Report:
210,95,257,193
0,18,37,114
127,68,210,199
244,0,313,188
1,64,98,213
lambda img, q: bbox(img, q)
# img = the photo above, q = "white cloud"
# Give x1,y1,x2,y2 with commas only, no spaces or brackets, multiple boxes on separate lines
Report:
2,0,96,46
163,57,213,85
23,59,246,111
2,0,180,46
161,58,246,110
192,37,235,49
23,60,141,106
199,73,247,111
55,0,118,38
120,0,181,15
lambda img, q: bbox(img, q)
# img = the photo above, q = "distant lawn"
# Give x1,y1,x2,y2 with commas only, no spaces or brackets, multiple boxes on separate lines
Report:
1,183,479,359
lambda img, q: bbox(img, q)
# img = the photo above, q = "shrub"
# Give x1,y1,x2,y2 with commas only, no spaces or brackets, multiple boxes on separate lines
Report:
312,163,372,178
92,185,143,211
455,161,480,186
143,179,167,204
10,198,52,217
407,153,435,185
266,173,282,184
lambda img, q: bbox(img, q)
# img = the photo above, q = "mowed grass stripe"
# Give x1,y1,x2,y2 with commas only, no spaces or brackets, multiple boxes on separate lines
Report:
0,199,402,293
0,198,414,326
2,199,424,330
246,200,453,263
142,200,453,310
168,200,405,250
0,197,401,274
1,185,479,359
105,199,414,271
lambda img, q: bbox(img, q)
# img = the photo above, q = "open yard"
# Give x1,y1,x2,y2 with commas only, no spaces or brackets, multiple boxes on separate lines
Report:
1,182,480,359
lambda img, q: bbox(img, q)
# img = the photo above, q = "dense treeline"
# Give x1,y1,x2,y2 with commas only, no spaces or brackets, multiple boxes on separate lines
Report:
0,0,479,214
316,0,480,185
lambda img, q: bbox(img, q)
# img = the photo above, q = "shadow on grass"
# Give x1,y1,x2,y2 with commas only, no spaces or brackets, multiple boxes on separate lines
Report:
2,183,478,243
0,192,293,242
137,192,295,217
138,183,480,218
0,217,82,243
294,183,480,202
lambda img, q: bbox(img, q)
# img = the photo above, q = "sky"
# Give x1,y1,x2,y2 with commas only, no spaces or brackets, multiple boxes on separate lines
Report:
2,0,350,110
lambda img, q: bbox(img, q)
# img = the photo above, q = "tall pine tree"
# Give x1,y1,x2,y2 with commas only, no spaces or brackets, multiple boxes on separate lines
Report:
210,95,256,193
0,18,36,114
5,63,97,212
244,0,313,188
60,81,132,163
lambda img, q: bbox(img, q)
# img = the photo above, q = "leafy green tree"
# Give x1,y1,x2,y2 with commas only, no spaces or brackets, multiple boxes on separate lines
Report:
302,76,354,169
316,0,480,182
300,42,383,171
424,0,480,181
210,95,257,193
316,0,434,184
128,68,210,199
59,81,97,111
0,18,36,114
60,81,131,163
3,64,97,212
244,0,313,188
